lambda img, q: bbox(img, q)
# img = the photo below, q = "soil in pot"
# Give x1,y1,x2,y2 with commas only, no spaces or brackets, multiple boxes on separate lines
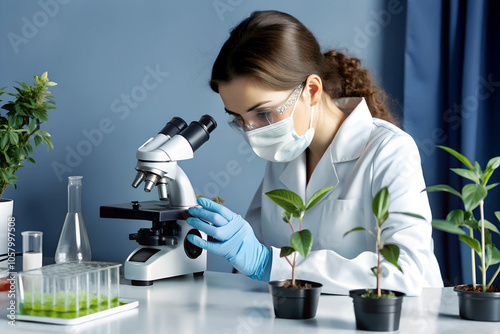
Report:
268,279,322,319
350,289,405,331
454,284,500,322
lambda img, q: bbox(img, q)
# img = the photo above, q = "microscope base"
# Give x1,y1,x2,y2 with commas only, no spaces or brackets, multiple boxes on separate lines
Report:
124,220,207,285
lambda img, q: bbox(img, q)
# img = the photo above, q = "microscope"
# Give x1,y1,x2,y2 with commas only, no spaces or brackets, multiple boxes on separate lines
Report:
100,115,217,286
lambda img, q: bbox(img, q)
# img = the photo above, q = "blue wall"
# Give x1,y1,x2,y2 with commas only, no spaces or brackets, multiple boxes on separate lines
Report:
0,0,407,272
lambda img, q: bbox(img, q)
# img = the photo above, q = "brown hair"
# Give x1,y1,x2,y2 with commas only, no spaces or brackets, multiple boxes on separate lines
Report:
210,10,398,126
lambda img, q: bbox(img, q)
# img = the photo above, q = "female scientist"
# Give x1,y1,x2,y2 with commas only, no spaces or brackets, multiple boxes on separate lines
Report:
186,10,443,296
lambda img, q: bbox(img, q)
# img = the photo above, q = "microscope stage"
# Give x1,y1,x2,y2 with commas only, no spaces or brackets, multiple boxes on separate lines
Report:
100,201,190,222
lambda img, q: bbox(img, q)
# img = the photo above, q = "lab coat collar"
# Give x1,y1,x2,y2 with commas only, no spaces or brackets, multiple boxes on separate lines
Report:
329,97,372,163
278,97,372,199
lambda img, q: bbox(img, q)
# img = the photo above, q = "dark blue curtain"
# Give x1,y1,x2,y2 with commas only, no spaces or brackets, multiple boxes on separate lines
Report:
403,0,500,286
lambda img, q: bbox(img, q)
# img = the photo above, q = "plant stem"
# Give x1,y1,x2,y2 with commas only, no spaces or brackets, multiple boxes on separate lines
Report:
376,226,381,297
480,200,486,292
469,227,476,290
487,265,500,290
292,251,297,286
288,221,295,233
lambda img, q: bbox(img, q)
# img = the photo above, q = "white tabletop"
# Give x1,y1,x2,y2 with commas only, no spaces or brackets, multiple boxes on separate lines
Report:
1,271,499,333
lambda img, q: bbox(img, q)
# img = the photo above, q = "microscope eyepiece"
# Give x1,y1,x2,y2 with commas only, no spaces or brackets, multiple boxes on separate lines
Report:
180,114,217,152
159,117,188,138
198,114,217,133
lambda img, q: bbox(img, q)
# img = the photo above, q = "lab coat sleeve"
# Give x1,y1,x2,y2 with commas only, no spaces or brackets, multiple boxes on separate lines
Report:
268,132,442,296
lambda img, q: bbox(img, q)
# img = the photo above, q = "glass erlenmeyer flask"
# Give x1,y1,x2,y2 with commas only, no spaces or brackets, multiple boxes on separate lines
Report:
55,176,91,263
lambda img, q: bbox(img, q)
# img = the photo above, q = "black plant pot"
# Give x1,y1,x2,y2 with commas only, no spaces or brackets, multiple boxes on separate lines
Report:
268,279,322,319
349,289,405,331
454,285,500,322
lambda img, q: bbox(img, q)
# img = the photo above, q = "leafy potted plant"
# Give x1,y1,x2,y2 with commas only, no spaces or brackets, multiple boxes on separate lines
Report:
344,187,425,331
425,145,500,321
0,71,56,197
0,72,56,278
264,186,333,319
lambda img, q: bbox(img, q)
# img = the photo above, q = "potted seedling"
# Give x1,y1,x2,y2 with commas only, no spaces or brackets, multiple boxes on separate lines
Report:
425,145,500,321
344,187,425,331
264,186,333,319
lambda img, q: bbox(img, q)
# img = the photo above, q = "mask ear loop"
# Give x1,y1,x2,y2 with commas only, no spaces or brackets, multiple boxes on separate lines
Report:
309,105,315,128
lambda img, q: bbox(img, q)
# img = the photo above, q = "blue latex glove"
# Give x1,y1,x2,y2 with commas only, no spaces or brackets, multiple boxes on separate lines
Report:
187,197,271,280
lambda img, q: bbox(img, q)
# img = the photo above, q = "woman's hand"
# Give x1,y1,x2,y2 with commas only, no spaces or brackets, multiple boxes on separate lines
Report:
187,197,270,280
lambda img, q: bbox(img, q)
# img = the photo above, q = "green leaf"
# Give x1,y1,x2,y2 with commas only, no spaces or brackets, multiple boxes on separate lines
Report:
496,211,500,223
14,103,23,115
3,151,11,163
459,234,481,254
486,183,499,191
446,209,464,225
483,157,500,184
281,211,292,224
264,189,303,217
485,244,500,267
432,219,466,235
373,187,390,225
1,134,9,148
438,145,473,170
486,157,500,171
462,184,487,212
26,143,33,155
290,229,313,258
305,186,333,211
451,168,481,184
280,246,295,258
380,244,402,272
371,266,378,277
392,212,426,220
483,220,500,235
8,132,18,145
44,137,53,150
424,184,462,198
27,119,36,132
33,110,49,123
343,227,366,238
485,229,492,245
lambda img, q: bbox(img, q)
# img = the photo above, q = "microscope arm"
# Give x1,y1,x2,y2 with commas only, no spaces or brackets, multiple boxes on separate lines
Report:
167,166,197,207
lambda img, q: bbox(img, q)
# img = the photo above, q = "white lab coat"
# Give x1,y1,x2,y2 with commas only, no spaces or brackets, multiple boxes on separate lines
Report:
245,97,443,296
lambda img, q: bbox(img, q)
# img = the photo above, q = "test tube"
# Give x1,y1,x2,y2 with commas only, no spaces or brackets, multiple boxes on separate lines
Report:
22,231,43,271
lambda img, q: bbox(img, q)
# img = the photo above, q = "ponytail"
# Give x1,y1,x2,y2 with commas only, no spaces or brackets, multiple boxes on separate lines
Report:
322,50,399,126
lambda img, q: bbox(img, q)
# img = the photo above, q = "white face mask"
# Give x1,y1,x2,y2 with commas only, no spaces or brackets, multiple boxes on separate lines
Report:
239,100,315,163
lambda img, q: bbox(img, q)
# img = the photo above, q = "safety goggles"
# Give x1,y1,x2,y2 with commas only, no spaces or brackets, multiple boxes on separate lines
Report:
227,82,305,132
